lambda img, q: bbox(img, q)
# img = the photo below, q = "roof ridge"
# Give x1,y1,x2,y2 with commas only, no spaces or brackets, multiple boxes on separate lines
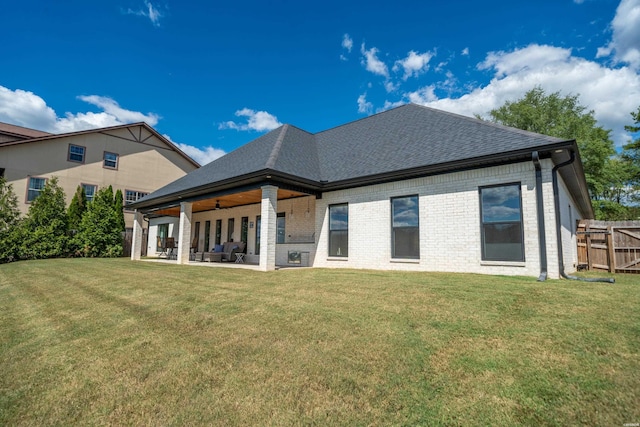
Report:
265,124,289,169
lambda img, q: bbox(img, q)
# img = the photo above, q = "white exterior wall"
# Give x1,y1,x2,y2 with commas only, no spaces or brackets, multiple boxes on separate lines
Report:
147,216,180,256
556,173,584,274
314,160,561,278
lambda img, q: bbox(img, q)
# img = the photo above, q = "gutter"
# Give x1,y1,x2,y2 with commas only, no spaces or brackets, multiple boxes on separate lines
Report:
532,151,548,281
552,150,614,283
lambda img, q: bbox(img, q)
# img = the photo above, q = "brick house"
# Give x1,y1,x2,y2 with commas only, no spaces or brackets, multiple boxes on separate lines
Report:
128,104,592,279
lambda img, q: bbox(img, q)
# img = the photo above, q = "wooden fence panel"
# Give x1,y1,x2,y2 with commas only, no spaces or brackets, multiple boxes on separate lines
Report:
577,220,640,274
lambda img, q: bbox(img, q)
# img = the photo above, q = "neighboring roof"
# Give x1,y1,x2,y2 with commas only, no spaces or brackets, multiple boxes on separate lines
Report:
132,103,591,215
0,122,52,140
0,121,200,168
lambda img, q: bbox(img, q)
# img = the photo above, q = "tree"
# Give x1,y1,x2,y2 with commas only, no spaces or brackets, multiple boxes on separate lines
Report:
18,177,68,259
114,189,126,233
0,177,22,263
621,106,640,205
68,186,87,232
73,185,123,257
488,87,617,201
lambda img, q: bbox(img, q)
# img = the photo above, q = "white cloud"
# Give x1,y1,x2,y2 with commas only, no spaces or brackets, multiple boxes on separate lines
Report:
357,93,373,114
161,135,225,165
408,44,640,148
360,43,389,78
597,0,640,70
218,108,282,132
124,0,164,27
393,50,434,80
342,34,353,53
461,47,470,56
0,85,161,134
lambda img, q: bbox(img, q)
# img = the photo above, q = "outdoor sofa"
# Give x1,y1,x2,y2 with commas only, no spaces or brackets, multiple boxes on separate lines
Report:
200,241,245,262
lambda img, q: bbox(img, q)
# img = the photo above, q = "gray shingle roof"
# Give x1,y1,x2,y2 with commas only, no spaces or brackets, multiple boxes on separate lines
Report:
134,103,573,207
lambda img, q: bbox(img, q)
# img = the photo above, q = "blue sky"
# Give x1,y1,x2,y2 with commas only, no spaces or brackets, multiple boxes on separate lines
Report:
1,0,639,165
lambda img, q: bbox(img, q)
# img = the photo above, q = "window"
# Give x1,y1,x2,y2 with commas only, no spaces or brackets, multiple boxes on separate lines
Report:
204,221,211,252
193,222,201,251
277,212,285,243
241,216,248,244
103,151,119,169
27,177,46,202
480,183,524,262
81,184,97,202
329,204,348,257
227,218,235,242
215,219,222,245
391,195,420,259
68,144,85,163
125,190,148,205
157,224,169,251
255,215,261,255
1,168,6,177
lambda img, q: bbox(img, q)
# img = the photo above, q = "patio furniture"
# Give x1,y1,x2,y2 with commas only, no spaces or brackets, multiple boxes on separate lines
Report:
235,253,245,264
165,237,176,260
158,237,167,257
201,241,246,263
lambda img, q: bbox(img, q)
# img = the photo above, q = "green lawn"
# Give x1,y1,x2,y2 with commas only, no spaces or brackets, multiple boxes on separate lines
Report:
1,259,638,426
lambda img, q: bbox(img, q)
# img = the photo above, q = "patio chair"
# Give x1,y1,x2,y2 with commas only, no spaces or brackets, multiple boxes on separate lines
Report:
165,237,176,260
158,236,167,257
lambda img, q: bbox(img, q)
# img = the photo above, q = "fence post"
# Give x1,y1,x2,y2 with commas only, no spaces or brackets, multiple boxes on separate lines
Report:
586,223,592,271
606,226,616,273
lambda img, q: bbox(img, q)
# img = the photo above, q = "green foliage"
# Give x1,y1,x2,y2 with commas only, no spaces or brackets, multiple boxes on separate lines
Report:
621,106,640,204
114,189,125,232
67,186,87,232
18,177,68,260
488,87,616,199
592,200,631,221
0,177,22,263
73,185,123,257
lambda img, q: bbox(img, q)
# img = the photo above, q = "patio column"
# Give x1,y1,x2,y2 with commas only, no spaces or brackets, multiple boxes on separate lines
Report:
260,185,278,271
130,210,144,261
177,201,192,264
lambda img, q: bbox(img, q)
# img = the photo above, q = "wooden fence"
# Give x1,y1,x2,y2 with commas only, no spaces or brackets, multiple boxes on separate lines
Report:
577,220,640,273
122,228,148,258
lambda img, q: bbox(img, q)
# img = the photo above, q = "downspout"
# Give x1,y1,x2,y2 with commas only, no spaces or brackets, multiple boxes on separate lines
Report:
552,150,615,283
532,151,548,281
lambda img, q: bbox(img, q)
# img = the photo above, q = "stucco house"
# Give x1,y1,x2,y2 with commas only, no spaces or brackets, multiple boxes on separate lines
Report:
128,104,592,279
0,121,199,229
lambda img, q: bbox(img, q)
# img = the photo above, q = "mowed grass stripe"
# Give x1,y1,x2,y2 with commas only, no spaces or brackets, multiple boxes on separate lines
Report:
1,258,638,426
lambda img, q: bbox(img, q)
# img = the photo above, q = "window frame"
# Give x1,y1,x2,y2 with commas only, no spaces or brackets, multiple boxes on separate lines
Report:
328,203,349,257
204,220,211,252
276,212,285,244
81,183,97,203
215,219,222,245
124,189,149,208
26,176,47,203
479,182,525,262
255,215,261,255
391,195,420,259
103,151,119,170
68,144,86,163
227,218,235,242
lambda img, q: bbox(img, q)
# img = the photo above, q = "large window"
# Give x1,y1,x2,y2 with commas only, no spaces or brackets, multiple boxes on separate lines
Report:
227,218,235,242
480,183,524,262
68,144,85,163
391,195,420,259
329,204,348,257
103,152,119,169
27,177,46,202
255,215,261,255
204,221,211,252
215,219,222,245
81,184,97,202
277,212,285,243
241,216,248,244
157,223,169,251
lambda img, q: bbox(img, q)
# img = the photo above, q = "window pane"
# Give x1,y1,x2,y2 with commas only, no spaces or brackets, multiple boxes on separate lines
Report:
481,185,521,223
28,177,46,201
276,214,285,244
227,218,235,242
255,216,261,254
69,145,85,162
329,204,348,231
480,184,524,262
392,196,419,227
329,230,348,257
393,227,420,258
81,184,96,202
482,223,523,261
104,152,118,168
215,219,222,245
392,196,419,258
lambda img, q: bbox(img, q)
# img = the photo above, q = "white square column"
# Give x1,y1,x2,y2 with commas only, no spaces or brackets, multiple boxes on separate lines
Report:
260,185,278,271
130,211,144,261
177,201,193,264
